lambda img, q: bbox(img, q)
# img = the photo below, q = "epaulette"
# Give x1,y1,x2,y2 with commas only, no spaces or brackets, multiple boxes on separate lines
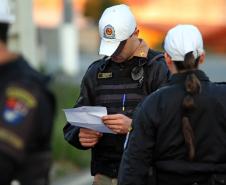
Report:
147,49,164,66
87,56,110,72
87,58,102,71
98,56,111,72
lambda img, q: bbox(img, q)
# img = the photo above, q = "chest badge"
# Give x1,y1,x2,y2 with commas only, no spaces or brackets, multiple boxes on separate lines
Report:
131,66,144,81
98,72,112,79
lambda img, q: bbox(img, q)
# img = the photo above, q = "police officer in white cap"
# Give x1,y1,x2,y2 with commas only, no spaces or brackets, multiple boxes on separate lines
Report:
0,0,55,184
118,24,226,185
64,4,169,185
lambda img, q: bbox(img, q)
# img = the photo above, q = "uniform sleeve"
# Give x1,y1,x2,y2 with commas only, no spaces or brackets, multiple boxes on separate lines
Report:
36,87,55,151
118,105,156,185
0,80,55,158
148,59,170,93
63,69,95,150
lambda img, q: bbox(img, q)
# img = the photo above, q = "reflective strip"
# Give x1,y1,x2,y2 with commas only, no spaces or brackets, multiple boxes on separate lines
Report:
107,107,134,114
96,83,138,90
96,94,143,103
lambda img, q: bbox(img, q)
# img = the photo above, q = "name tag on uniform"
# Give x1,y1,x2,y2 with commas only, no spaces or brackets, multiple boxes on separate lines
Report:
98,72,112,79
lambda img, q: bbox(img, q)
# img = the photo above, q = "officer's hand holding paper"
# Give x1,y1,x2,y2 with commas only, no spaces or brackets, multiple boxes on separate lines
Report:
64,106,114,134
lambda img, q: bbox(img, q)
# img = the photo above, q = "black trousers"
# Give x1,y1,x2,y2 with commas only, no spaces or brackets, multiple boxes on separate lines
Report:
0,154,16,185
0,152,51,185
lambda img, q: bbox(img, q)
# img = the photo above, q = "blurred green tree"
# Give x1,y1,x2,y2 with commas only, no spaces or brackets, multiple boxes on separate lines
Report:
84,0,122,23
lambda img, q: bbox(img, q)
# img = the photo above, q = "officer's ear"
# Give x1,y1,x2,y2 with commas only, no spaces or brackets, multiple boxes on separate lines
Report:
164,52,177,74
164,52,172,66
198,52,205,65
133,28,139,37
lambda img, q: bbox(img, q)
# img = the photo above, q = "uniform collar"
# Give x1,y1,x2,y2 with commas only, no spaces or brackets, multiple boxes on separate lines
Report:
132,39,149,58
0,55,23,71
108,39,149,68
168,70,210,84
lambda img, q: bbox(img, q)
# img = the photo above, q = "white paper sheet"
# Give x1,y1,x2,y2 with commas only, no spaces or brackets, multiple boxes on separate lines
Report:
63,106,114,134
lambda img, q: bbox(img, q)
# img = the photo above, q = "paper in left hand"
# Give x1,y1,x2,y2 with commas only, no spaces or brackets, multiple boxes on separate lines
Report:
63,106,114,134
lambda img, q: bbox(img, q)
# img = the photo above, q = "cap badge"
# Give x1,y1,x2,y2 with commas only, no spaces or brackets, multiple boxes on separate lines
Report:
131,66,144,88
104,24,115,39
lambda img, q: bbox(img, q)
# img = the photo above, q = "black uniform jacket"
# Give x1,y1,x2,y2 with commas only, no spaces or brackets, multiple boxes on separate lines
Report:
0,56,55,163
63,49,170,178
118,70,226,185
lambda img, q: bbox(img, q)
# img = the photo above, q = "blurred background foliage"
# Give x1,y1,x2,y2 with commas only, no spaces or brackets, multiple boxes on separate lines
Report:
84,0,121,23
51,80,90,169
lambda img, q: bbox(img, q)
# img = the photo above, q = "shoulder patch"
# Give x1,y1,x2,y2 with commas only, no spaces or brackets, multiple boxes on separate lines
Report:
2,86,37,125
6,86,37,107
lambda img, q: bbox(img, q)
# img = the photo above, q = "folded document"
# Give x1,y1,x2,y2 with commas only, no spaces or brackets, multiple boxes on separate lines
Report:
63,106,114,134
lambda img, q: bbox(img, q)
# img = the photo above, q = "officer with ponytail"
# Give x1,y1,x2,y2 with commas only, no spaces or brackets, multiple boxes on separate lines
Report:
118,24,226,185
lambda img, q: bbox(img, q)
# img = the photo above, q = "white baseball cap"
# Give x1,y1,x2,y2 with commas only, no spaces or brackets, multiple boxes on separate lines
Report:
0,0,15,24
98,4,136,56
164,24,204,61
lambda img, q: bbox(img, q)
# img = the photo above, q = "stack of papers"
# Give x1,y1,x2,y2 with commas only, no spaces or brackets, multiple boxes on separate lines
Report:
63,106,114,134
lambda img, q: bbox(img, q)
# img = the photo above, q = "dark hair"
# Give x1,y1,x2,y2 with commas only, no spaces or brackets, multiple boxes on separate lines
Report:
174,51,201,161
0,23,9,43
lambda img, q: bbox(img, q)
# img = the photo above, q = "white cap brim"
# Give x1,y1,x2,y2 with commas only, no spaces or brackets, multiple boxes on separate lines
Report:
0,15,15,24
99,39,121,56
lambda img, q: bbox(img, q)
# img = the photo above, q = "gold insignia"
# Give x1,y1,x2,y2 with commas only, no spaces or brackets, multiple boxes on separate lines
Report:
98,72,112,79
0,127,24,149
140,51,145,57
6,86,37,108
128,125,133,132
106,28,113,36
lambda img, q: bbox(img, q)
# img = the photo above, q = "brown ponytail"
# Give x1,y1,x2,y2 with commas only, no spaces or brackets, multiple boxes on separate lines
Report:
174,51,201,161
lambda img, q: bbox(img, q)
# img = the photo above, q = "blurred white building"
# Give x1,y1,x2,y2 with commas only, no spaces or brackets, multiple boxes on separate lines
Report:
9,0,80,77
